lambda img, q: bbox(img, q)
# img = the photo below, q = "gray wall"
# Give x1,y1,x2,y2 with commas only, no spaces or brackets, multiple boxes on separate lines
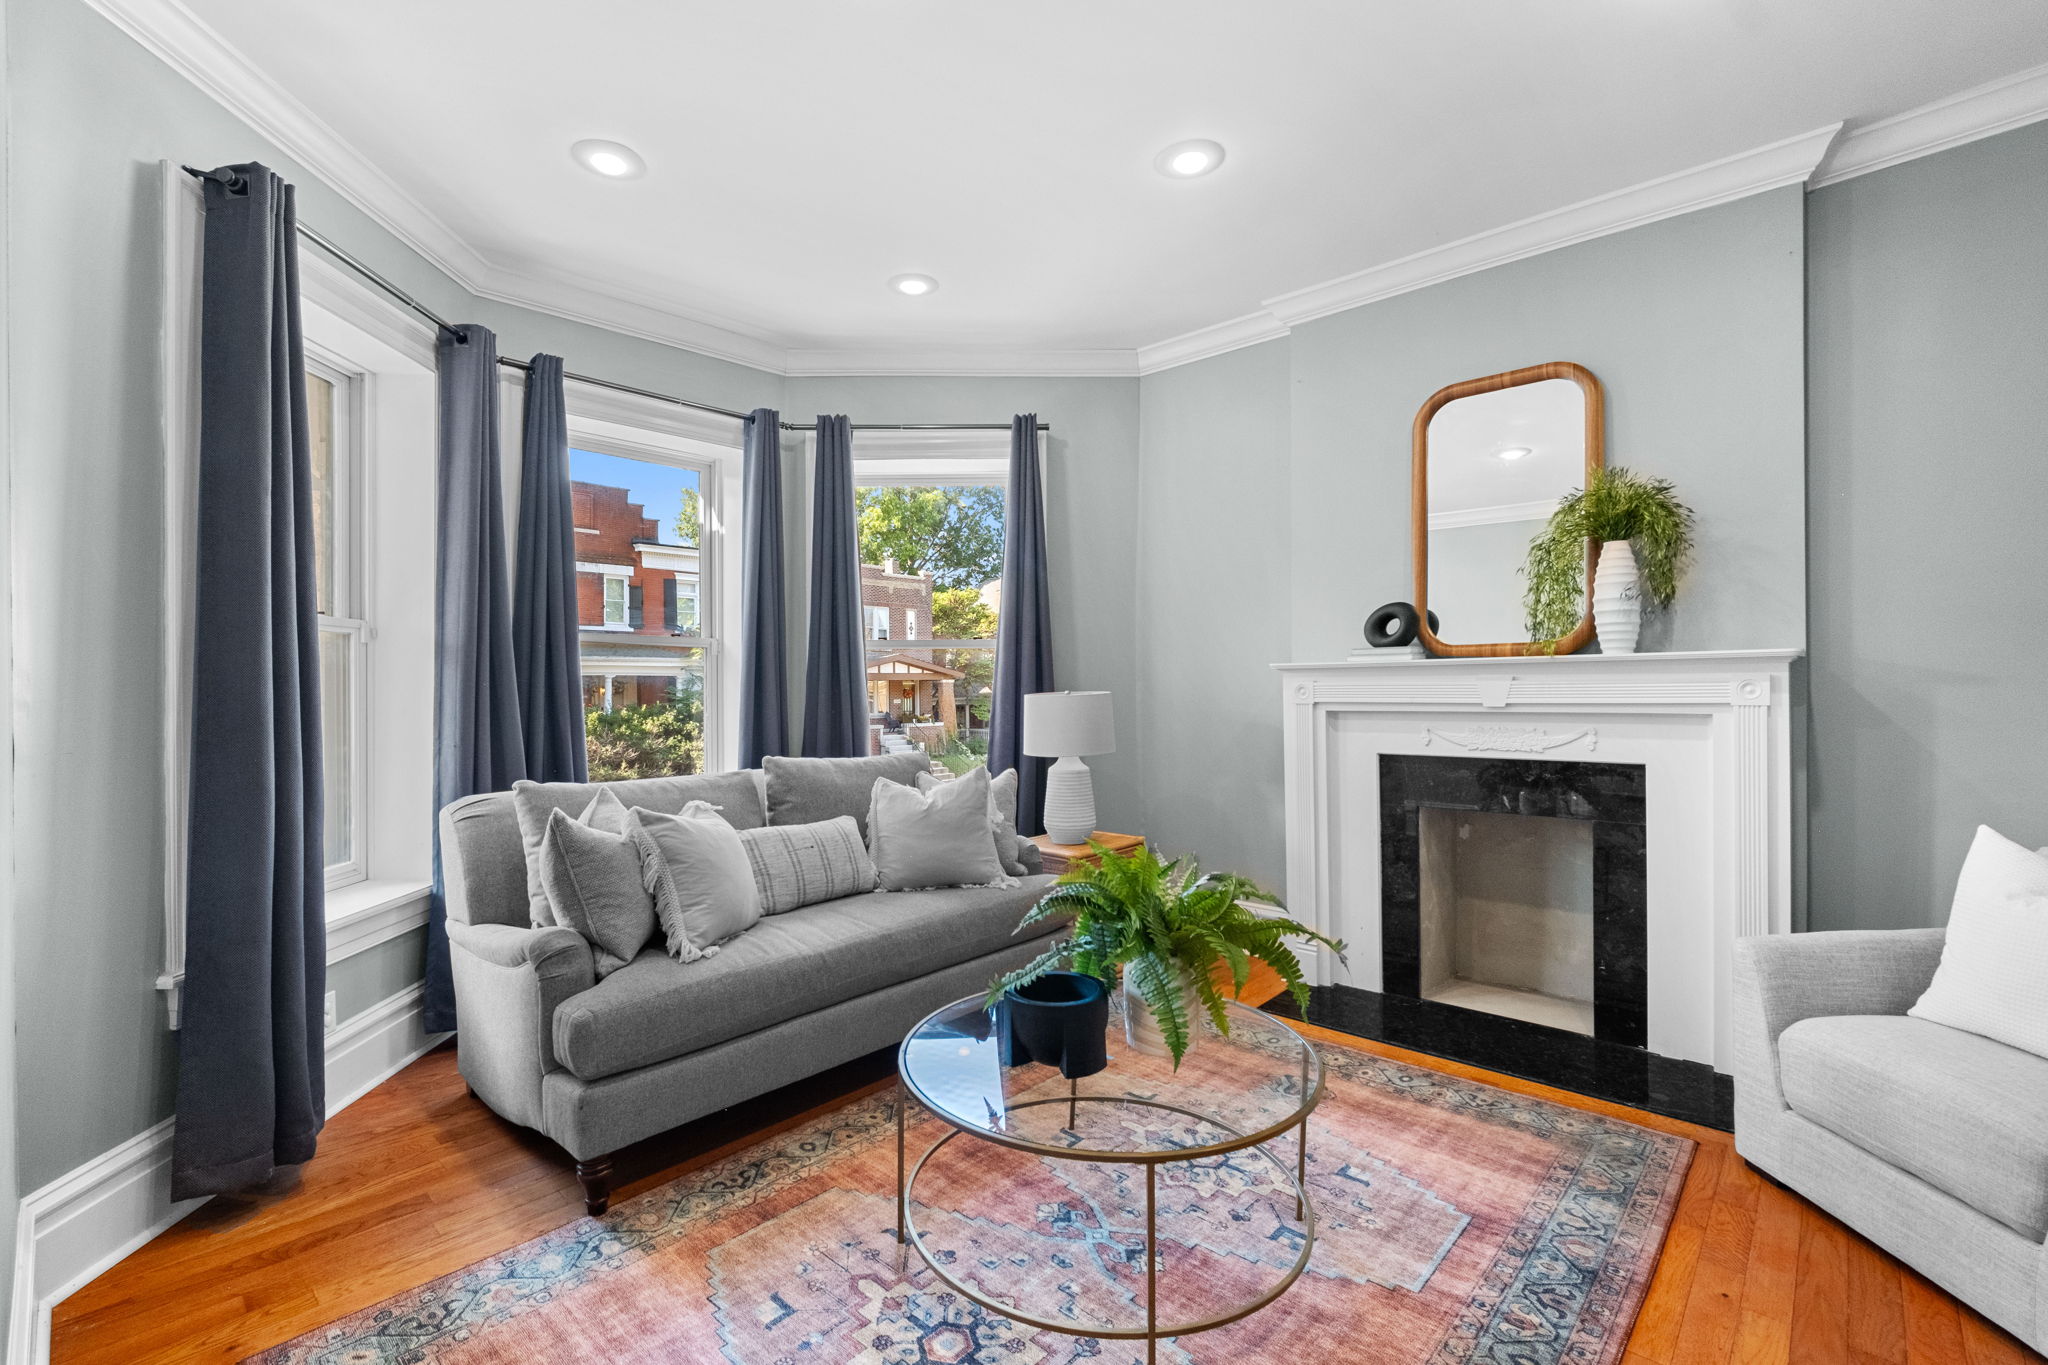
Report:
1133,338,1293,889
1287,185,1809,664
0,0,20,1331
3,0,785,1195
783,376,1144,833
1133,189,1810,898
1804,121,2048,930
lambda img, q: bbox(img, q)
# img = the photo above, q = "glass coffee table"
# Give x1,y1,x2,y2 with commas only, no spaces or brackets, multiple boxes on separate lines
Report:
895,993,1324,1362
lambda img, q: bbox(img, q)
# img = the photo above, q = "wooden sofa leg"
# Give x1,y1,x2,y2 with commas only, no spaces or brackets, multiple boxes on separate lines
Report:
576,1156,614,1217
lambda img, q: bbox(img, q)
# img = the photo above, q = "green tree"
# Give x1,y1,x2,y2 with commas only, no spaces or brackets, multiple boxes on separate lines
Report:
673,487,702,547
856,486,1004,590
930,586,999,641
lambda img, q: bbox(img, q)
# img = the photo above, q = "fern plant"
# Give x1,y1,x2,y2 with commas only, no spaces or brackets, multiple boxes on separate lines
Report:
1523,466,1696,643
987,843,1345,1067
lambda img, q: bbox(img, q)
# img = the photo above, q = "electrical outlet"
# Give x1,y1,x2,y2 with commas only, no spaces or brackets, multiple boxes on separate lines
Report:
324,991,338,1033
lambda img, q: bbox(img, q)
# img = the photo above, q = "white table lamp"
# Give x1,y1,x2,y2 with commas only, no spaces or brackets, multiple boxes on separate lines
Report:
1022,691,1116,845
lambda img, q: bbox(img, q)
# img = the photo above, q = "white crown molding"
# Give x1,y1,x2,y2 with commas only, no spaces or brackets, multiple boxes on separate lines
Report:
1428,498,1561,531
84,0,484,284
1135,311,1292,376
1811,60,2048,187
784,348,1139,378
82,0,2048,383
1262,123,1843,329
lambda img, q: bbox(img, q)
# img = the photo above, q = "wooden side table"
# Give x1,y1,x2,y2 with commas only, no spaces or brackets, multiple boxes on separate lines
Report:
1027,831,1144,876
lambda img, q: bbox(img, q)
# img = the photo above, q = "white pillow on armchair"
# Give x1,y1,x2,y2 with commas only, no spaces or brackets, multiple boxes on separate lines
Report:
1909,824,2048,1059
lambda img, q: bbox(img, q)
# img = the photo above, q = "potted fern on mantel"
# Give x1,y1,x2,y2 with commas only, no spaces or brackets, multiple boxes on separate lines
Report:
988,843,1344,1067
1523,467,1695,654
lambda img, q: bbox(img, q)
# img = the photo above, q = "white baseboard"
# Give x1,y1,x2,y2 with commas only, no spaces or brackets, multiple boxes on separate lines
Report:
6,984,448,1365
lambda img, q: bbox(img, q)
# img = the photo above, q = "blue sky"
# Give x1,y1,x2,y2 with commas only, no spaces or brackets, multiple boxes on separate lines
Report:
571,448,700,546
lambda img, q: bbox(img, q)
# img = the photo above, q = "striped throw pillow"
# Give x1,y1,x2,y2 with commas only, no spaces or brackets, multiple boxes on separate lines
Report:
738,816,877,914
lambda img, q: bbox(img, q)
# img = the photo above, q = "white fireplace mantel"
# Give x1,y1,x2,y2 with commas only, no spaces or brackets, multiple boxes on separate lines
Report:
1275,649,1800,1071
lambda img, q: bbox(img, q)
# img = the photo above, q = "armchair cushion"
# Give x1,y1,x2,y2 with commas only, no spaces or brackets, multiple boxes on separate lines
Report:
1779,1014,2048,1240
1909,825,2048,1060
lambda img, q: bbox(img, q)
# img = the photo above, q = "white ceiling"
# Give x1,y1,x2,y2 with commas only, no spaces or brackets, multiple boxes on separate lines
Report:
152,0,2048,371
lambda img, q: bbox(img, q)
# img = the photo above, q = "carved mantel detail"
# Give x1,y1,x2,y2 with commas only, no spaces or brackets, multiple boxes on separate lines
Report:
1421,724,1596,754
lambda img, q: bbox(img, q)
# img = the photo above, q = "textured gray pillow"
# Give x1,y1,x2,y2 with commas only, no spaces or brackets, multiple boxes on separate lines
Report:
763,753,932,837
738,817,877,913
511,771,766,926
867,767,1011,892
917,767,1025,877
627,803,764,962
536,805,656,977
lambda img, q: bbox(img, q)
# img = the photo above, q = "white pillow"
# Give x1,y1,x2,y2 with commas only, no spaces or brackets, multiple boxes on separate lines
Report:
867,767,1012,892
626,801,763,963
916,767,1026,877
1909,825,2048,1058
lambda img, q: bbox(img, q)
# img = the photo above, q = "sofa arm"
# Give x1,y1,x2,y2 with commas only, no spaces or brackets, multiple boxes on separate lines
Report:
1732,928,1945,1155
447,921,595,1130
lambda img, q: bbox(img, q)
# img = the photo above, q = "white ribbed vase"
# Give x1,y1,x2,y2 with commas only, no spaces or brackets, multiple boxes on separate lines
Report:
1592,540,1643,654
1123,974,1202,1060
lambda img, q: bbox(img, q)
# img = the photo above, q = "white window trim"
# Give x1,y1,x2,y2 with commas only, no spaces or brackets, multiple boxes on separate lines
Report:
158,163,437,1028
558,382,744,773
851,427,1041,660
306,350,370,892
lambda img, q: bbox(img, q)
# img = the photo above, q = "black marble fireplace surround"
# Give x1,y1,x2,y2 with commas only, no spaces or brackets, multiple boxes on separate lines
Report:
1379,753,1649,1047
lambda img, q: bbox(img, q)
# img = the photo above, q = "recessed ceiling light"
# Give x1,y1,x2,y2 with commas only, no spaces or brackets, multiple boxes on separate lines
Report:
889,273,938,297
1497,446,1533,461
1154,138,1226,178
571,139,645,179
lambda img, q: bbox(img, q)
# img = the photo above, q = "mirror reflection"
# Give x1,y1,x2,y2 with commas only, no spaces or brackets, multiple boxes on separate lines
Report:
1424,378,1586,645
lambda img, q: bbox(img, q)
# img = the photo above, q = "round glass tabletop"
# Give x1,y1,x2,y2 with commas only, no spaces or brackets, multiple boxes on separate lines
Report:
898,992,1322,1162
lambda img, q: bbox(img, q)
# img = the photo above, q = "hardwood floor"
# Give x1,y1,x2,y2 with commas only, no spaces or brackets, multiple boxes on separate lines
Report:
50,996,2042,1365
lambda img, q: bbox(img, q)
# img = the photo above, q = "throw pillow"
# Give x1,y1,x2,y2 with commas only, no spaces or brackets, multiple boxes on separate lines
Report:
737,816,877,913
763,753,933,837
1909,825,2048,1058
628,802,764,962
916,767,1026,876
510,771,767,927
867,766,1011,892
536,803,656,977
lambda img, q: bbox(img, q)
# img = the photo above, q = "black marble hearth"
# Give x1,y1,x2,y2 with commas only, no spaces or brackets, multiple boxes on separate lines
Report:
1265,984,1732,1131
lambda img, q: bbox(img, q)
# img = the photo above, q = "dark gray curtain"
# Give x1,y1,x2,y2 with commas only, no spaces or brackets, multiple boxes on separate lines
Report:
801,415,868,757
739,408,790,766
988,414,1054,834
172,162,326,1200
428,324,528,1032
512,354,586,783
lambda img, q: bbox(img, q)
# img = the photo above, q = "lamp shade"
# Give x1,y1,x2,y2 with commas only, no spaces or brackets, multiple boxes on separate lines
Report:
1022,691,1115,758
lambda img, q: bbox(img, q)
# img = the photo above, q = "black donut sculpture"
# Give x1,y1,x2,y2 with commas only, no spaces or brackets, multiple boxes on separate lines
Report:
1364,602,1440,648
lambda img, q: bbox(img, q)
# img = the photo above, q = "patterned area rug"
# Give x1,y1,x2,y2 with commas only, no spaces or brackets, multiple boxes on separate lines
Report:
248,1030,1691,1365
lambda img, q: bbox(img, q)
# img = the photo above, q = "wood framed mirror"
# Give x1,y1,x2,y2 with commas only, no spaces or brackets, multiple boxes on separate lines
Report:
1412,361,1604,657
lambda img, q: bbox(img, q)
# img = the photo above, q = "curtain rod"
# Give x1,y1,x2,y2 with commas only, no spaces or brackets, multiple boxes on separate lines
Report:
218,185,1048,435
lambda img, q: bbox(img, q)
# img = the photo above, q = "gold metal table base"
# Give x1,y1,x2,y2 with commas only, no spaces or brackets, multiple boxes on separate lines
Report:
894,1084,1317,1363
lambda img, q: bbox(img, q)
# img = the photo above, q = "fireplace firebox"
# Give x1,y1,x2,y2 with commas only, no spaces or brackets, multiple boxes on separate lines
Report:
1379,754,1647,1047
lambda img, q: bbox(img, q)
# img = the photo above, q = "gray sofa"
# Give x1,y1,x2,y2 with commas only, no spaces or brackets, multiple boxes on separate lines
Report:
440,763,1055,1214
1734,929,2048,1351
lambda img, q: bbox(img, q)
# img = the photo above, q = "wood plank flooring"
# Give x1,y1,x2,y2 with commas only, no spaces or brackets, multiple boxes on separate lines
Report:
50,991,2042,1365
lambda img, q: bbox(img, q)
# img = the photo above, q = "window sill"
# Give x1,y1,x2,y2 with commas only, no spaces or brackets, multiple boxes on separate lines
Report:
324,877,433,964
158,877,432,1029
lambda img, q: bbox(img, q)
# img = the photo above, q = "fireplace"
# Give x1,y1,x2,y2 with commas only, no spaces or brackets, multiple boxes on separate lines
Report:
1277,650,1797,1072
1379,754,1646,1046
